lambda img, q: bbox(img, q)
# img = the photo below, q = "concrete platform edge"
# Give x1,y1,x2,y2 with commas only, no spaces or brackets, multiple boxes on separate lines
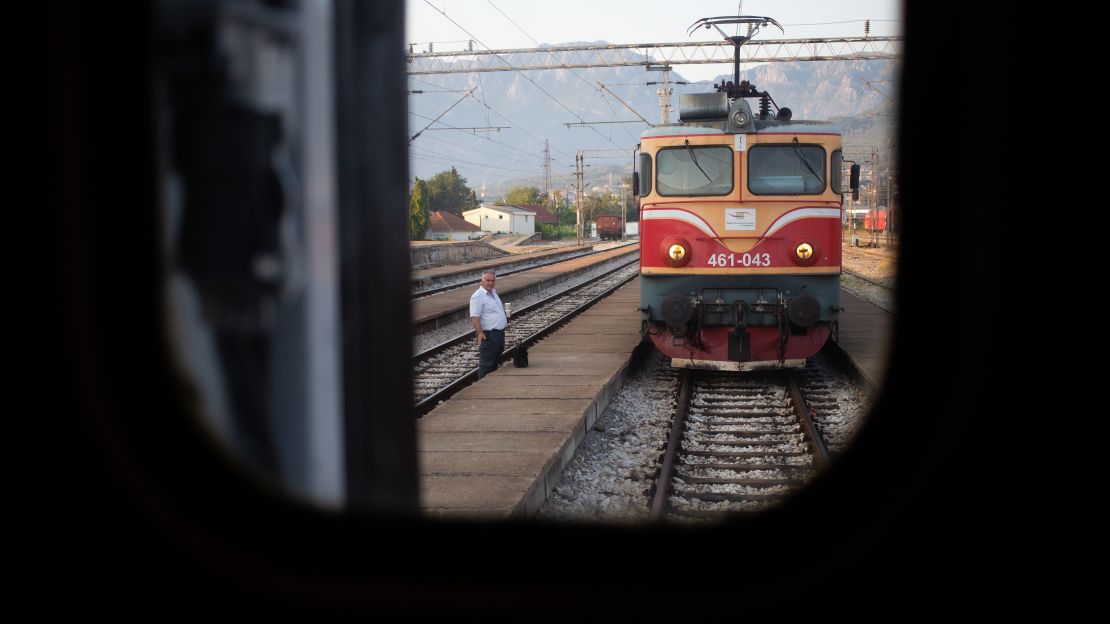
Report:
509,343,640,518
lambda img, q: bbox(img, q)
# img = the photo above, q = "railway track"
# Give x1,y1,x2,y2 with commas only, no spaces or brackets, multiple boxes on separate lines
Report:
650,365,834,521
412,242,638,298
413,257,641,415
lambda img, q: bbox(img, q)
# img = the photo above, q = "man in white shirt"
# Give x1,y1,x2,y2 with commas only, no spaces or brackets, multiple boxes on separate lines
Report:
469,270,508,378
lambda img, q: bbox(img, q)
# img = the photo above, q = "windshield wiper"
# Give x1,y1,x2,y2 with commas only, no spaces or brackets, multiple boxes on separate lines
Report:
685,139,712,182
791,137,823,186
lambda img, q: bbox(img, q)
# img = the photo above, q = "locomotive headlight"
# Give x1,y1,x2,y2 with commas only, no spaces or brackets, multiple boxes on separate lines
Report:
660,236,692,267
795,242,814,260
730,108,749,128
791,241,819,266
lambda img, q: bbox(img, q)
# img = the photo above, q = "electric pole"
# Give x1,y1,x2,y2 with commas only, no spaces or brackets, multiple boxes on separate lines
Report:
655,66,673,124
543,139,551,206
575,151,584,246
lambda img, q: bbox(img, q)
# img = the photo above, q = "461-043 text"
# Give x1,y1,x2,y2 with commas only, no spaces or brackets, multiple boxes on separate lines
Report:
706,252,772,267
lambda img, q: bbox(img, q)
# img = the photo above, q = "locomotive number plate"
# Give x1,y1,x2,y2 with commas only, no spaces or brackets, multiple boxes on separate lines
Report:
706,252,772,267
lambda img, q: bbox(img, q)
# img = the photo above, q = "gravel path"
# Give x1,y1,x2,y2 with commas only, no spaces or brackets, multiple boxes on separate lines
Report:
841,246,898,313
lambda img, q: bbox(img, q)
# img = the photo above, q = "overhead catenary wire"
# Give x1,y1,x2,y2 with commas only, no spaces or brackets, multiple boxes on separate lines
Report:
409,87,475,143
409,146,539,174
409,74,577,161
416,131,545,165
486,0,640,143
784,19,900,27
423,0,630,151
410,154,516,182
409,111,554,163
412,130,563,172
463,84,576,159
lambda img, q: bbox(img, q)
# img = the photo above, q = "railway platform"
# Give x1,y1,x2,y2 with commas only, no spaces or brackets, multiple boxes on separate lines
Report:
412,243,640,335
412,243,593,291
418,278,642,519
834,288,894,391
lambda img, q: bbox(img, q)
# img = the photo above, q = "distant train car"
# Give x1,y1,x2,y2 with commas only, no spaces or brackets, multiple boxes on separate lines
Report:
863,208,888,232
637,15,859,371
596,215,623,240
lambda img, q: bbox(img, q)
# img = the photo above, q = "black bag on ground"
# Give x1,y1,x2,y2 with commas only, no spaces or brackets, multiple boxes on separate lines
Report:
513,341,529,368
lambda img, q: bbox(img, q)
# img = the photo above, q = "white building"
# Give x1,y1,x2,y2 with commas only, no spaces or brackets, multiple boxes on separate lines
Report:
463,203,536,235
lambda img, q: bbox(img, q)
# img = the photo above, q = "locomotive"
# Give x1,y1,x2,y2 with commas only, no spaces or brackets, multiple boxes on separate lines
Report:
637,16,859,371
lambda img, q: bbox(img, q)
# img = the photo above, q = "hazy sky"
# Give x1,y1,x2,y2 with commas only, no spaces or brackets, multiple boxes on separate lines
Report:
405,0,903,82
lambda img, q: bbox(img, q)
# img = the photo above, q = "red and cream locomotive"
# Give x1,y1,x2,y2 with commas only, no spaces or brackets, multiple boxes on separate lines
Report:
637,16,859,371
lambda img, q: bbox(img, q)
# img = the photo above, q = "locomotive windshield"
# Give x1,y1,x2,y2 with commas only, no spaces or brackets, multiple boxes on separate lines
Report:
748,144,826,195
656,145,734,196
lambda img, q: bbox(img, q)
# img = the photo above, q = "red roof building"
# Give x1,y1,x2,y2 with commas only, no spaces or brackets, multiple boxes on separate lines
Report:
517,204,557,225
426,210,483,241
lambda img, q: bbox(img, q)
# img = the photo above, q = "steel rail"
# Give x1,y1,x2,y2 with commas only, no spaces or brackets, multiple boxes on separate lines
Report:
649,369,690,520
412,254,640,364
785,372,830,467
650,368,839,520
412,242,637,299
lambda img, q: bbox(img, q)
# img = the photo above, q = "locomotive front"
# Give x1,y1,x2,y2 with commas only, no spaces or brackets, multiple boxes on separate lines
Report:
637,89,854,371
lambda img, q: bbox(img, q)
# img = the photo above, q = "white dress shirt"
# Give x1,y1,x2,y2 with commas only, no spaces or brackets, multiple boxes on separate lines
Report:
469,286,507,331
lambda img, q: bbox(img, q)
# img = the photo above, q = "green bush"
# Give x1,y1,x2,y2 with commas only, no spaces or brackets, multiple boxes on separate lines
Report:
539,223,577,240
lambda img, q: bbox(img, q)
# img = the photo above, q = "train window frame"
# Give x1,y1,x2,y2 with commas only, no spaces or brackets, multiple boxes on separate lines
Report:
639,152,652,196
831,149,844,194
655,145,734,197
747,144,827,196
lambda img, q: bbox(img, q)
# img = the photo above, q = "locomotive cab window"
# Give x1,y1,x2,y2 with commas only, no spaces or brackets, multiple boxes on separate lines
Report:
831,149,844,194
639,152,652,196
656,145,733,196
748,144,827,195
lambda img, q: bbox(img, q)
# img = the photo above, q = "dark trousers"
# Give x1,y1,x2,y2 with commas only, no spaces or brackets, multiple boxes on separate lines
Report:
477,328,505,378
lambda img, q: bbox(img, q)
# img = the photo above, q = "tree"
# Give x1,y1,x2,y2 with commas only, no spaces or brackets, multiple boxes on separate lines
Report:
409,178,430,240
583,192,621,224
425,167,475,216
500,185,543,206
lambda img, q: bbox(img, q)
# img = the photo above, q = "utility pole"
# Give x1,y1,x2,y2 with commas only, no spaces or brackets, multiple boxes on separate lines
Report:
575,151,584,246
648,65,674,123
870,145,879,248
543,139,551,206
621,172,629,240
886,137,895,246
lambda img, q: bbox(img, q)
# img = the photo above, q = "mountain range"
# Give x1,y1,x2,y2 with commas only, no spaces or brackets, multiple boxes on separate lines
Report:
408,46,898,199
